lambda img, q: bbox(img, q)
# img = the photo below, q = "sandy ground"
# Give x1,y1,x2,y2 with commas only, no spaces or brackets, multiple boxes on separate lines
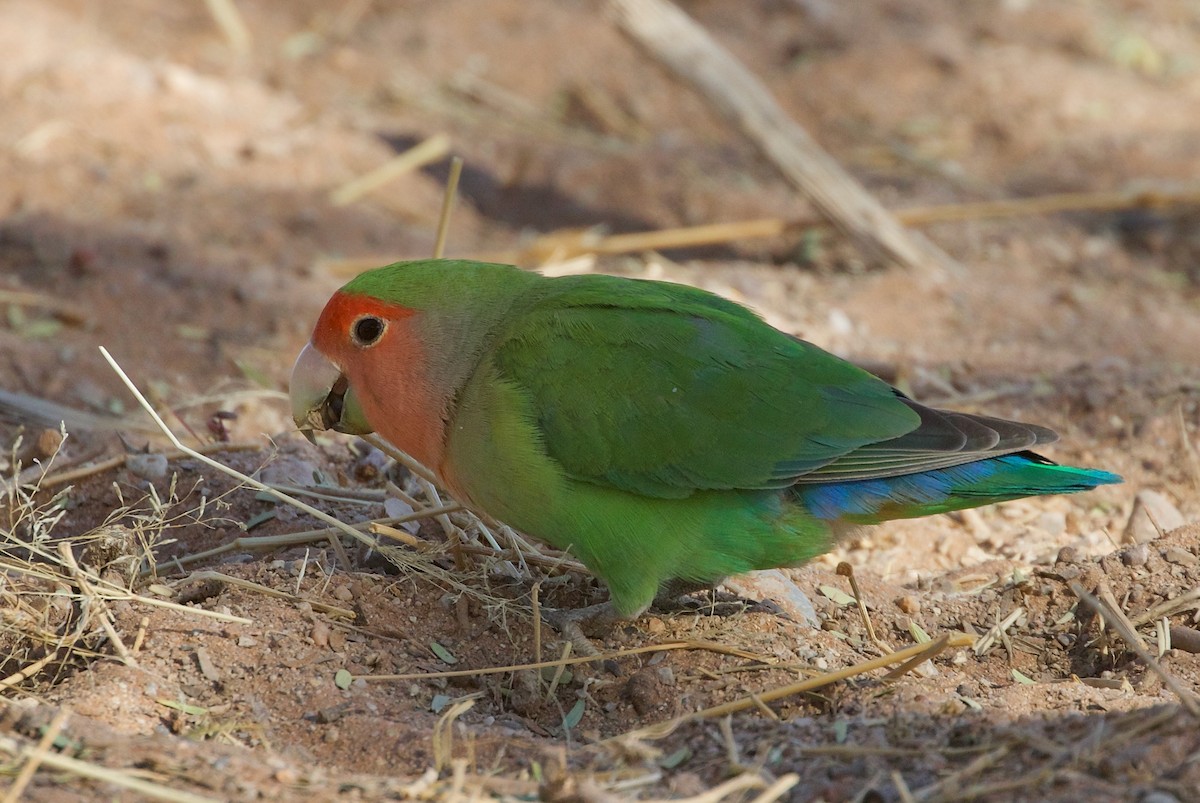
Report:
2,1,1200,800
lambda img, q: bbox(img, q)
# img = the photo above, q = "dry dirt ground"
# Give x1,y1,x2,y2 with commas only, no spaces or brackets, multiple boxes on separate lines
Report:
3,1,1200,800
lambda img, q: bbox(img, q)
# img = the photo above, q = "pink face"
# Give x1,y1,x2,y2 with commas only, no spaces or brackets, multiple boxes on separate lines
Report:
295,291,450,472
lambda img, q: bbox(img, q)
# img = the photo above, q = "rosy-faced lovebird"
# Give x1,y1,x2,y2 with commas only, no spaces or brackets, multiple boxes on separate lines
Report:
291,259,1120,621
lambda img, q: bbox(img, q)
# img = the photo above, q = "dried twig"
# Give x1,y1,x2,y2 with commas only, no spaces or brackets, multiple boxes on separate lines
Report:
181,571,356,620
432,155,464,260
330,134,451,207
614,633,973,743
203,0,251,54
607,0,954,277
973,607,1024,656
322,183,1200,273
57,542,135,666
1070,582,1200,718
362,639,769,682
2,706,70,803
837,562,890,654
6,743,220,803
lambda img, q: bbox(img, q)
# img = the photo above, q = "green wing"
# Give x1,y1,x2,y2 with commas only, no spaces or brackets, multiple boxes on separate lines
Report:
489,275,922,499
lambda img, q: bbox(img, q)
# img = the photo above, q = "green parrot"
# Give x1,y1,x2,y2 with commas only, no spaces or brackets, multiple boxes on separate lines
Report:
291,259,1120,626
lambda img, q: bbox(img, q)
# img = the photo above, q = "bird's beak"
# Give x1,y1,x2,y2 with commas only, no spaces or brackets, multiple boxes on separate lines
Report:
290,342,374,438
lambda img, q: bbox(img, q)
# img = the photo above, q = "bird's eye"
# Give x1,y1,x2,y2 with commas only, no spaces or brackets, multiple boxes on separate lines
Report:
351,315,386,347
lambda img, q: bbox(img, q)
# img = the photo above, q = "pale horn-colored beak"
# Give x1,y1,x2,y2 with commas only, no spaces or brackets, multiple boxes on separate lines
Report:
289,342,373,438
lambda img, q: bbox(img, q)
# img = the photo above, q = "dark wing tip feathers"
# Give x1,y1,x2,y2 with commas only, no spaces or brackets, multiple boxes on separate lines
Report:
796,398,1063,484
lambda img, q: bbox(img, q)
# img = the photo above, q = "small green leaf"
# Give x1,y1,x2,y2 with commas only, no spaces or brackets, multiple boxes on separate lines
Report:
430,642,457,665
562,699,586,732
1011,669,1035,685
334,669,353,689
176,324,210,340
244,509,277,531
959,696,983,711
157,699,208,716
20,318,63,339
658,747,691,769
909,622,931,643
833,719,849,744
431,694,451,713
540,666,573,685
819,585,856,606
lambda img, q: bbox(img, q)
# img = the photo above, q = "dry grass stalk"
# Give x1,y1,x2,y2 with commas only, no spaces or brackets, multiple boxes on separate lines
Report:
0,652,61,691
1,434,257,691
364,639,770,682
1,705,70,803
891,771,917,803
913,746,1012,803
607,0,955,278
57,541,135,666
203,0,251,55
614,633,973,743
181,571,355,620
972,607,1024,656
433,155,464,260
0,289,89,324
160,511,446,571
322,183,1200,274
1070,582,1200,718
431,694,480,772
101,347,511,608
837,561,890,654
4,741,221,803
329,134,451,207
1129,584,1200,628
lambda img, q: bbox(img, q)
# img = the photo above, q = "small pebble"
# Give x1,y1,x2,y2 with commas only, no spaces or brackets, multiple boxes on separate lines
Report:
311,620,330,648
1139,792,1182,803
333,585,354,602
1123,490,1185,544
624,668,665,716
1169,626,1200,654
1162,546,1198,566
1056,546,1078,564
895,595,921,614
127,452,168,481
1120,543,1149,567
34,428,64,459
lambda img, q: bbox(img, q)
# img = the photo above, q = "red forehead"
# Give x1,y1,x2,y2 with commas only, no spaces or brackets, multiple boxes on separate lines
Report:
314,291,416,343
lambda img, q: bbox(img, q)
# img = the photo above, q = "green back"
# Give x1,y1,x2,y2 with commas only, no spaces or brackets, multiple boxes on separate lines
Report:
491,273,920,498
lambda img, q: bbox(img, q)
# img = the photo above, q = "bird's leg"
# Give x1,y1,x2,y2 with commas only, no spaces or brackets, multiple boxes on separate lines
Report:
540,601,626,655
652,578,781,618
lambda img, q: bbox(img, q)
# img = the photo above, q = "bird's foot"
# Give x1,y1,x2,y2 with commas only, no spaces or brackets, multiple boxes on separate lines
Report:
652,581,780,619
540,601,624,656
